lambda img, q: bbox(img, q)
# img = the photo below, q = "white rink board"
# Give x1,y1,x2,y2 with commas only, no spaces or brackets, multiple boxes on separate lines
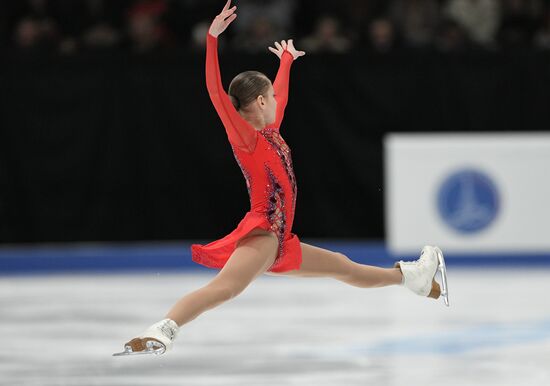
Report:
384,133,550,255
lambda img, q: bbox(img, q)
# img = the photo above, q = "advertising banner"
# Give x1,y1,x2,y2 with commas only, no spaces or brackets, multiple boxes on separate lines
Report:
385,133,550,255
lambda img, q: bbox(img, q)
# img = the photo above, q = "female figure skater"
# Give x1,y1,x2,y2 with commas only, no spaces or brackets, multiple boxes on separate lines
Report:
114,0,448,357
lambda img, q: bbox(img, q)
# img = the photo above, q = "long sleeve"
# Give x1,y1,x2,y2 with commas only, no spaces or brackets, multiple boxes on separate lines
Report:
272,51,294,129
206,33,257,152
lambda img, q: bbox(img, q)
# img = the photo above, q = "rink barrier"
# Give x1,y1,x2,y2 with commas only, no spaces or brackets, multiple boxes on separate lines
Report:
1,241,549,274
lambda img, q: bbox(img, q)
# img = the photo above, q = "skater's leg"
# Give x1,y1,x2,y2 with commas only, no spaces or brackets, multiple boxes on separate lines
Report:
114,230,278,356
267,242,402,288
165,229,278,326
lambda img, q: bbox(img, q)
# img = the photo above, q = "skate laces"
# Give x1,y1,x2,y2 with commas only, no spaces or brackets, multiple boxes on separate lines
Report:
415,249,433,266
159,320,177,341
406,257,425,267
401,255,430,271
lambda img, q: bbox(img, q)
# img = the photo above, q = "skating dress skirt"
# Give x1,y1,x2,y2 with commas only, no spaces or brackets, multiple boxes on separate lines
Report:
191,34,302,273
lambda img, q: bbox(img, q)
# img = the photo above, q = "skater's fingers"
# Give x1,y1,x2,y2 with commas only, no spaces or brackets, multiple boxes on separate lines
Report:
224,13,237,26
268,46,281,57
222,0,231,12
220,6,237,19
281,40,287,49
274,41,283,51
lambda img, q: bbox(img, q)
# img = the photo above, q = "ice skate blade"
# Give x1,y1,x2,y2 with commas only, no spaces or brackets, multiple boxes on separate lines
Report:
112,340,166,356
435,247,449,307
112,347,165,356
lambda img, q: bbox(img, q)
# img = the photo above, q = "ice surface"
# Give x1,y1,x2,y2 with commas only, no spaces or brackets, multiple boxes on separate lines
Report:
1,269,549,386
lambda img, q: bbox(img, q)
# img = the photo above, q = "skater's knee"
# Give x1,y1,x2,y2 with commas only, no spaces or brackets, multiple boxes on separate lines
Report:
334,252,358,282
335,252,351,262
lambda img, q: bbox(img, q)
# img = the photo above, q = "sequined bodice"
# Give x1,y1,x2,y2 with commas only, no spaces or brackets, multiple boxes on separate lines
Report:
232,127,297,252
260,128,297,198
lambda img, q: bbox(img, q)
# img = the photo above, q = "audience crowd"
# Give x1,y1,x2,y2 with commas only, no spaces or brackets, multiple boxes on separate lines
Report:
2,0,550,55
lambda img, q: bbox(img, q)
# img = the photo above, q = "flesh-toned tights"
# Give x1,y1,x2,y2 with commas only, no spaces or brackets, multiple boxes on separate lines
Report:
165,229,402,326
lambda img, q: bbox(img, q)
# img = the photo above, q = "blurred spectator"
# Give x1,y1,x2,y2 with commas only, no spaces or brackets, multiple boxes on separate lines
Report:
232,0,295,37
3,0,550,55
190,21,210,51
390,0,439,48
231,0,296,53
52,0,125,54
11,0,59,52
435,18,470,52
337,0,381,43
82,21,120,50
366,18,397,53
444,0,501,47
235,16,278,53
164,0,220,49
498,0,543,49
126,0,173,53
294,0,387,43
300,16,352,53
79,0,124,50
534,7,550,49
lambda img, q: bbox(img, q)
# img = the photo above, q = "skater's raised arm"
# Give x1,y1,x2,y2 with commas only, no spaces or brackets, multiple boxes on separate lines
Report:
206,1,257,152
268,40,305,129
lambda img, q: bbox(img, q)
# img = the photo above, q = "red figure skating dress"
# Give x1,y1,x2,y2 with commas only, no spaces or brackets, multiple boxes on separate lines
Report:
191,34,302,273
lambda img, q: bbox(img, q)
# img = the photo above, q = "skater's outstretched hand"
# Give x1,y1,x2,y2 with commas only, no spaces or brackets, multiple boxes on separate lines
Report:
269,40,306,60
209,0,237,38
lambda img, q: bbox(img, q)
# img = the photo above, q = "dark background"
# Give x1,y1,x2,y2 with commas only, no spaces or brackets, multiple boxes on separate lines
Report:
1,0,550,243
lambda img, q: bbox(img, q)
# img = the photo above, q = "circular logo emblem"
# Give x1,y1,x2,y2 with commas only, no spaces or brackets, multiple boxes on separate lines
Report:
437,169,500,234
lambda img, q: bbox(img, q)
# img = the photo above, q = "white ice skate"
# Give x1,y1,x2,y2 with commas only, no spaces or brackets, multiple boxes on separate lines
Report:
395,245,449,307
113,319,179,356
